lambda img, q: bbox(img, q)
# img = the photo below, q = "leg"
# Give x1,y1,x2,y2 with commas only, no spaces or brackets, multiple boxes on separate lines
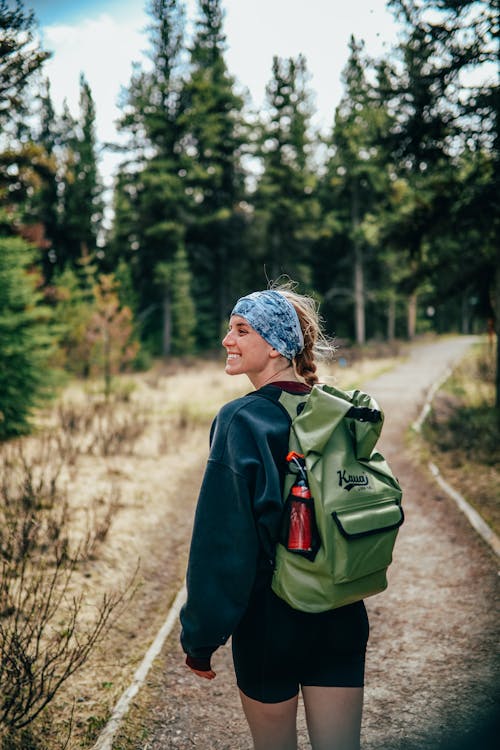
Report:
302,685,364,750
239,690,299,750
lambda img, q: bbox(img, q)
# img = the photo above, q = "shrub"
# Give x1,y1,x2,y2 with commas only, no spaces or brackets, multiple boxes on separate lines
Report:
0,238,55,438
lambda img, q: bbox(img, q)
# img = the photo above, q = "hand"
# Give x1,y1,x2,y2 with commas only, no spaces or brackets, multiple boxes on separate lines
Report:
188,666,216,680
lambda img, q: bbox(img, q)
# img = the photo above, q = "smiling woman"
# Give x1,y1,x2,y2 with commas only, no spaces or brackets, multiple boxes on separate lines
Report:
179,284,370,750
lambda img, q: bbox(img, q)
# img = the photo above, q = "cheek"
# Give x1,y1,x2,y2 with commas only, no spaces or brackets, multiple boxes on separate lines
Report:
249,340,271,361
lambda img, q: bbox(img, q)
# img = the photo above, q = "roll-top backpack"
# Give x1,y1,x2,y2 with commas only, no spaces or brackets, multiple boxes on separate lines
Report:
259,383,404,613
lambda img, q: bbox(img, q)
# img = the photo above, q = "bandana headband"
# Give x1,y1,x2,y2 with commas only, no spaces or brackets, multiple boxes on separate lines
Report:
231,290,304,360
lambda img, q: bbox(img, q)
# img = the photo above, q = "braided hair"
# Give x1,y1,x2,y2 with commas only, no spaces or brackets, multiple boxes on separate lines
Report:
276,286,333,386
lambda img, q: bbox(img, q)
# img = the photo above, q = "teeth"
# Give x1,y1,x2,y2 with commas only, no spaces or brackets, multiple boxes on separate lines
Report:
227,354,240,359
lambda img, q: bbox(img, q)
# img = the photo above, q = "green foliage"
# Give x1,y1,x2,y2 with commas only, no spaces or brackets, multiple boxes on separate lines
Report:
56,75,104,268
155,244,196,355
87,274,139,397
314,38,395,342
51,260,139,392
385,0,499,397
254,54,319,283
32,80,59,282
110,0,188,349
0,0,497,411
0,237,54,438
0,1,56,273
181,0,248,345
0,0,50,132
50,263,95,375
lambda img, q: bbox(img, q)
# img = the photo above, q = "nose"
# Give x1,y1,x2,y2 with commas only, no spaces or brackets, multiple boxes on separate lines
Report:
222,330,233,348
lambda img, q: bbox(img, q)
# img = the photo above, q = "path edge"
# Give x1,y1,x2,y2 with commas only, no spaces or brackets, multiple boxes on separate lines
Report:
92,584,187,750
412,352,500,559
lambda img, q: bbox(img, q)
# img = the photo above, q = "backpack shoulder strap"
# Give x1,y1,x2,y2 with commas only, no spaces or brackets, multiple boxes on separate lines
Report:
253,388,308,424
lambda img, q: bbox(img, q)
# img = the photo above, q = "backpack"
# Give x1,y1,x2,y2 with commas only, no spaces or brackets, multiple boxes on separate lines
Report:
259,383,403,613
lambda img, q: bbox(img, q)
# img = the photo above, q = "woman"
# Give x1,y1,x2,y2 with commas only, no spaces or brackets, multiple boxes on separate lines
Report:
180,287,369,750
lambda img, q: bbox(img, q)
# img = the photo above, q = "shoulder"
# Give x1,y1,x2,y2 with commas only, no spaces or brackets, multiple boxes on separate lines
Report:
216,389,285,430
209,389,290,460
210,388,291,473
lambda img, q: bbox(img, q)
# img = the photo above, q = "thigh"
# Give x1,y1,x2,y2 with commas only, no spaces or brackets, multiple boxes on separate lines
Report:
232,586,301,703
239,690,299,750
301,600,369,688
302,685,364,750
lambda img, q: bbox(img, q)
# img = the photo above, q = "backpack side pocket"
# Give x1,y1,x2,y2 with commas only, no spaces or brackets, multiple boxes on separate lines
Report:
330,499,404,584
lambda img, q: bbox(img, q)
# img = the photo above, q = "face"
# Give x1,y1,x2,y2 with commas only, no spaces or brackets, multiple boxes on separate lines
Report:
222,315,276,381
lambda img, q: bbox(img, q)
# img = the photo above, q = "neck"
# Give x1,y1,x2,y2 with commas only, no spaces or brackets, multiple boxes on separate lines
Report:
252,362,296,389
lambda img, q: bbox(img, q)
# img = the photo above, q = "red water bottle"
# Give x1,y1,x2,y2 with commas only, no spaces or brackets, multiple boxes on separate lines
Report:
286,451,314,553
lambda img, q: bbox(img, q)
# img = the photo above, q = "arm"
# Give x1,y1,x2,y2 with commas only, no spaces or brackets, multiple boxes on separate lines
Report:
179,457,260,674
180,396,288,678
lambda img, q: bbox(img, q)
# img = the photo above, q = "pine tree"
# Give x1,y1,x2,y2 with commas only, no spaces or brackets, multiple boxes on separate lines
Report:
378,0,497,353
253,54,319,286
0,2,54,234
404,0,499,407
111,0,191,354
0,238,54,438
316,38,395,344
181,0,248,347
0,0,50,134
378,1,458,338
33,78,60,281
0,0,55,252
58,75,104,268
155,245,196,355
0,1,59,438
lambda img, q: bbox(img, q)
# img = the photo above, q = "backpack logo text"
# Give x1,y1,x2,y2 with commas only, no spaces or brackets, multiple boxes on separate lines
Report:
337,469,369,491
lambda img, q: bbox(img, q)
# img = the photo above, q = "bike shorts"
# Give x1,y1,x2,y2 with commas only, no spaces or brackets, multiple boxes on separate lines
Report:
231,585,369,704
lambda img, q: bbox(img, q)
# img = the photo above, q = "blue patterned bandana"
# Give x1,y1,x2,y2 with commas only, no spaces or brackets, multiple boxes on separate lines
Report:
231,290,304,360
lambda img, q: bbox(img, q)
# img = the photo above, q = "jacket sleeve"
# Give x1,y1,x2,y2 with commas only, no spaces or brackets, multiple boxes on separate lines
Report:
179,412,261,660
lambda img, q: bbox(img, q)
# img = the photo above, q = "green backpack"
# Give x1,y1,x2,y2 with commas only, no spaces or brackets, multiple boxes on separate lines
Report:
262,383,403,613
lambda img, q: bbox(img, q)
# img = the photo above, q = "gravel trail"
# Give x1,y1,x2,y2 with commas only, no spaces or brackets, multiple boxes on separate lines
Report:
117,335,499,750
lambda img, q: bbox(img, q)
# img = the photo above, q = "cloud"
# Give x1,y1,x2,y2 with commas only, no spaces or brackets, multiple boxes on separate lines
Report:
42,12,147,144
38,0,400,188
40,12,148,188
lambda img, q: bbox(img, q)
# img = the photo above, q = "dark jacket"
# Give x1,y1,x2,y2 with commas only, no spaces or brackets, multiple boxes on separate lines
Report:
180,383,309,661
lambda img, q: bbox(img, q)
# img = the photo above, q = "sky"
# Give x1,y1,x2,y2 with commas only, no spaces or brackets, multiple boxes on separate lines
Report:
32,0,401,188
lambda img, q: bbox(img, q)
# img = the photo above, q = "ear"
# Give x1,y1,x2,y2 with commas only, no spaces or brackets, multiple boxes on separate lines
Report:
269,348,282,359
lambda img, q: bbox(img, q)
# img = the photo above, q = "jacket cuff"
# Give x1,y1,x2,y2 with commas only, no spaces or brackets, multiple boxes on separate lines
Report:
186,654,212,672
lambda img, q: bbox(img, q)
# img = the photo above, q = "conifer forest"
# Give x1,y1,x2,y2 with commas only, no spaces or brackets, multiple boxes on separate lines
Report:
1,0,499,438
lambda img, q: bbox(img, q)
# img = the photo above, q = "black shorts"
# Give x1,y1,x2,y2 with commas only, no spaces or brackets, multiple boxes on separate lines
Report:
232,585,369,704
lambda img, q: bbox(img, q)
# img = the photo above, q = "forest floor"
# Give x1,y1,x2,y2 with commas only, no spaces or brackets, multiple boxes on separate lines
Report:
105,334,500,750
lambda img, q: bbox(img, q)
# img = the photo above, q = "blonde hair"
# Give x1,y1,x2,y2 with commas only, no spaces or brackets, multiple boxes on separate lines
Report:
272,282,334,386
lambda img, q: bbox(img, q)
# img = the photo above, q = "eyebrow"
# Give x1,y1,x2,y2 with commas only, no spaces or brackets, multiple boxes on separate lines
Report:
229,321,251,331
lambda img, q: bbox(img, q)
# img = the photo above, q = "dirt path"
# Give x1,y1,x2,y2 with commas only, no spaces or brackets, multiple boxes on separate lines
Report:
114,336,499,750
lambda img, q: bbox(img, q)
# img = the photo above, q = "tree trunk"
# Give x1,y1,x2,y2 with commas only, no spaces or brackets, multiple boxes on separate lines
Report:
461,292,472,334
354,250,365,345
103,323,111,400
407,292,417,339
163,290,172,357
351,180,365,345
495,259,500,414
387,295,396,341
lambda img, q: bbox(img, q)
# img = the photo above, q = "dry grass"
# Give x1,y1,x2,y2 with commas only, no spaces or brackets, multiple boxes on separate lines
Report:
421,341,500,536
0,348,403,749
